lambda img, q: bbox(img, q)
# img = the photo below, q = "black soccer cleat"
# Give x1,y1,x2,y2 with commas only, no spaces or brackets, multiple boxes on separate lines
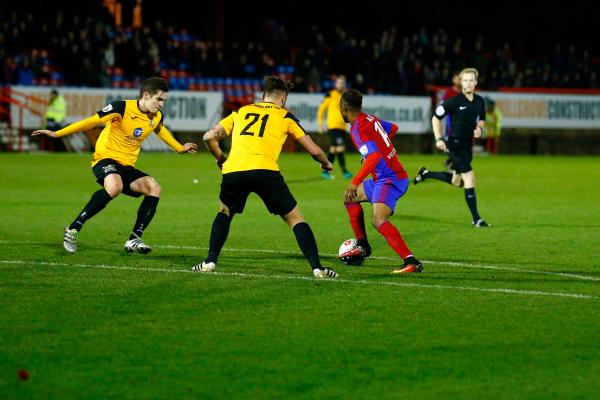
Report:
356,238,372,258
413,166,428,185
473,219,491,228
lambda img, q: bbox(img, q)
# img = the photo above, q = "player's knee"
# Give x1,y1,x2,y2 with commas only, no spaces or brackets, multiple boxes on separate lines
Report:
218,204,231,216
148,180,161,197
371,216,386,229
104,182,123,197
451,175,463,187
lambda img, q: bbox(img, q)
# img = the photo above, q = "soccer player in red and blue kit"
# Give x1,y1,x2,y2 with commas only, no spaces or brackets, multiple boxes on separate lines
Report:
339,89,423,274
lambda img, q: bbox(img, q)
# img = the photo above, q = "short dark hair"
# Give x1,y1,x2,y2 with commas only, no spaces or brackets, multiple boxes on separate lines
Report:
139,77,169,98
263,75,294,96
341,89,363,110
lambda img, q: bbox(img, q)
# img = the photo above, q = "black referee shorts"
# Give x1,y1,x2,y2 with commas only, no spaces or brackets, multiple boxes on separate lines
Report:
92,158,148,198
448,139,473,174
220,169,297,215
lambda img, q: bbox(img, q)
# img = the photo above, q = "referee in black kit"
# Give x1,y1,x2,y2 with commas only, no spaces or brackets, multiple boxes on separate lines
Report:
413,68,490,227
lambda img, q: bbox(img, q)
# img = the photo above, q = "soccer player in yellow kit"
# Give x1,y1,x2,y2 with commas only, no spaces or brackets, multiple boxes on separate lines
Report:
317,75,352,180
33,77,197,254
194,76,338,279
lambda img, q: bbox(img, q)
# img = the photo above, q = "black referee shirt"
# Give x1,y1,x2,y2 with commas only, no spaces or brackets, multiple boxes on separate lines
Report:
434,93,486,142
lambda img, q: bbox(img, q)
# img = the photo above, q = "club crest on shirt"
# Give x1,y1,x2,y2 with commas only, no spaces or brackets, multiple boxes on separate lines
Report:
149,118,155,127
133,127,143,137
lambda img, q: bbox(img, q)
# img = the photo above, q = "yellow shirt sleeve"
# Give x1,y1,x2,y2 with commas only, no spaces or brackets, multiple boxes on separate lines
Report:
55,114,114,137
155,124,185,152
285,113,306,140
317,96,330,129
219,112,237,135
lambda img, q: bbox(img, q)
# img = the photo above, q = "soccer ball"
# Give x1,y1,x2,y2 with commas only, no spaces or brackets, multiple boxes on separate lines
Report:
338,238,366,266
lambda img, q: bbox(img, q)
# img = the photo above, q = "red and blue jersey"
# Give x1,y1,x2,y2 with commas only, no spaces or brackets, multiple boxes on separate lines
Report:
350,112,408,185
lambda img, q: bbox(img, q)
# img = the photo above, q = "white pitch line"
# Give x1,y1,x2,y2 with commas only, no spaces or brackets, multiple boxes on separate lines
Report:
0,259,596,300
155,244,600,282
1,239,598,282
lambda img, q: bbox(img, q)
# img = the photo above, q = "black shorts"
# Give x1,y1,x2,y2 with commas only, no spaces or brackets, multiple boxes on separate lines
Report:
92,158,148,198
328,129,346,146
448,139,473,173
220,170,297,215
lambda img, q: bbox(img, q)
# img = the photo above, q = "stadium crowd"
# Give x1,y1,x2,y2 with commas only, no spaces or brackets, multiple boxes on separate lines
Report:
1,4,598,95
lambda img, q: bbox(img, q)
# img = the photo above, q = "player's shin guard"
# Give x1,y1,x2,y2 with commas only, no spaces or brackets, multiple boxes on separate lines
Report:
293,222,321,269
426,171,453,184
344,202,367,240
130,196,159,239
69,189,113,231
464,187,481,222
377,221,412,259
337,152,348,172
327,152,335,164
206,212,232,263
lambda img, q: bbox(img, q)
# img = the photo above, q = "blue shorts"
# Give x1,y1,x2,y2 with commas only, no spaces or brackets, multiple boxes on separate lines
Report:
363,178,409,212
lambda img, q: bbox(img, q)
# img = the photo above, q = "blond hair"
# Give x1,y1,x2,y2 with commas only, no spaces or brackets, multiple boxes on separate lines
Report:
459,68,479,80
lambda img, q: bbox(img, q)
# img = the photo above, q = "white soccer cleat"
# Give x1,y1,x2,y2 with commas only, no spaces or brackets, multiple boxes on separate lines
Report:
124,236,152,254
313,267,338,279
63,228,79,254
192,261,216,273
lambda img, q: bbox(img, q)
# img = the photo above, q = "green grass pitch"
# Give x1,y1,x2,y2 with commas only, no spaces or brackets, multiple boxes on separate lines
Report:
1,152,598,399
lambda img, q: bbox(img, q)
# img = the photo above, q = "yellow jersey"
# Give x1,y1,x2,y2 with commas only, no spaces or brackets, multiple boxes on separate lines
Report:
317,89,347,131
56,99,184,167
219,102,306,173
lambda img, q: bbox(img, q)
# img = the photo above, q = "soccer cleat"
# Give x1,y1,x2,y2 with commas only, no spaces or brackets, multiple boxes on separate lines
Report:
321,171,335,180
473,219,491,228
356,238,372,258
63,228,79,254
192,261,216,273
391,256,424,274
313,267,339,279
124,235,152,254
413,166,428,185
343,171,353,179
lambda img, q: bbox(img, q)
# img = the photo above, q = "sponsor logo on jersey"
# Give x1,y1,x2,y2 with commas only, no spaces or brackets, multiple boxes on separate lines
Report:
133,127,143,137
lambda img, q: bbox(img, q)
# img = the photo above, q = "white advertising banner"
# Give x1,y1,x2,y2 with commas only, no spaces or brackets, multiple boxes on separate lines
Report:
256,93,432,134
10,86,223,131
477,91,600,129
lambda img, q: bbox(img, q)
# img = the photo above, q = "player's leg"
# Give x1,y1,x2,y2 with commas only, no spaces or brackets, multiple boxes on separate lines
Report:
63,160,122,253
461,170,489,227
124,174,161,253
331,129,352,178
193,201,234,272
281,207,337,278
252,170,335,278
322,135,336,180
414,166,453,185
370,179,423,273
194,173,247,272
344,181,371,256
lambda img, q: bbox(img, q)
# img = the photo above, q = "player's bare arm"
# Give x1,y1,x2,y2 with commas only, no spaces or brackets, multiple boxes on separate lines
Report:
32,129,57,137
473,121,485,138
179,143,198,154
431,116,447,152
203,124,228,168
296,135,333,171
344,182,358,202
